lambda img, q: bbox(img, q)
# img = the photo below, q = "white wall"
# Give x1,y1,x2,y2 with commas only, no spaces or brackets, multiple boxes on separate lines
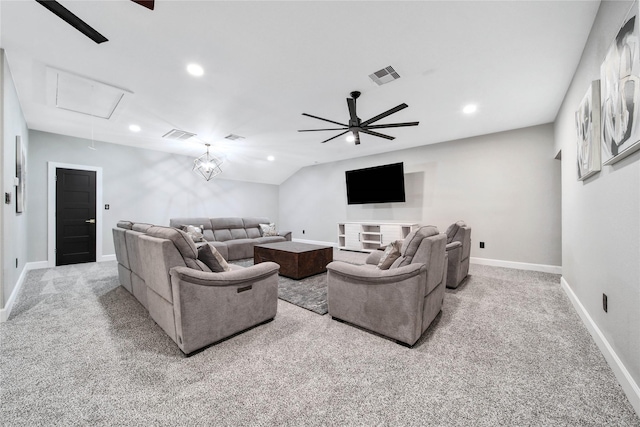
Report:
280,124,561,268
1,50,29,313
27,130,280,263
554,0,640,411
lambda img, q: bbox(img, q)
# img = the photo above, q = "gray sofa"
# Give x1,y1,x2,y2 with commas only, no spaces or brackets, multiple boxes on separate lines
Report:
169,217,291,261
112,221,279,355
326,226,447,347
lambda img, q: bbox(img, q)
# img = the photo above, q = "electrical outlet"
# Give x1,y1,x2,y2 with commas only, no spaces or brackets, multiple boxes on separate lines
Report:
480,242,485,249
603,293,608,312
4,192,11,204
105,204,110,210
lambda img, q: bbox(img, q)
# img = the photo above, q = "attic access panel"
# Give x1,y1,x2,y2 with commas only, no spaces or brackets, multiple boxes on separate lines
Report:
46,67,132,119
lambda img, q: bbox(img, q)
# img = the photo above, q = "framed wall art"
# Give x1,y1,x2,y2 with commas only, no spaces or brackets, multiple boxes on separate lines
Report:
600,0,640,165
576,80,601,180
15,135,25,213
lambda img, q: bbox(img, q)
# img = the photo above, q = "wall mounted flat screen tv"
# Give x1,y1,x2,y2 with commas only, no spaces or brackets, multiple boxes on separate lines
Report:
345,162,405,204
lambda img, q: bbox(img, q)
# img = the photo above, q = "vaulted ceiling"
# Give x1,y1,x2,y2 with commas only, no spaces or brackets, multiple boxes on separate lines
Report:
1,1,600,184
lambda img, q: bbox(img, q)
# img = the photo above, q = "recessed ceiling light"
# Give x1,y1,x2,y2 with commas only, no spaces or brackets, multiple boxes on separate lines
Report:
267,155,275,161
187,63,204,77
129,124,141,132
463,104,477,114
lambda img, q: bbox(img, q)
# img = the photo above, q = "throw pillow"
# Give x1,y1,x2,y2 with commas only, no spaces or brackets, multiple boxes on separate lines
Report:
197,244,230,272
378,240,402,270
259,223,277,237
182,225,204,242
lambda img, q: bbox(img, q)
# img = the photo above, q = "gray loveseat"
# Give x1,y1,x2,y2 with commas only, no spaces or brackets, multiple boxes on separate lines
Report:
113,221,279,355
169,217,291,261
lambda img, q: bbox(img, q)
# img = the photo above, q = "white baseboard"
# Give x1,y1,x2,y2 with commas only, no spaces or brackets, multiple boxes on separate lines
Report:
0,265,28,322
470,257,562,274
292,238,337,247
1,256,116,323
561,277,640,416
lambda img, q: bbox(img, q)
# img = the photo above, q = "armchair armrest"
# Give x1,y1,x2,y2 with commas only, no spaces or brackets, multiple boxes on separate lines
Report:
170,262,280,286
446,241,462,251
326,261,425,284
278,231,292,241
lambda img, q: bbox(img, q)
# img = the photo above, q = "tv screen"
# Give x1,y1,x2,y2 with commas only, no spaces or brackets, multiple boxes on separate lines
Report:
345,162,406,205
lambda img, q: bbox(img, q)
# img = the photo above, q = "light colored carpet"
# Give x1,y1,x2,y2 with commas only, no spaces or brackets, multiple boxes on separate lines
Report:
1,259,638,426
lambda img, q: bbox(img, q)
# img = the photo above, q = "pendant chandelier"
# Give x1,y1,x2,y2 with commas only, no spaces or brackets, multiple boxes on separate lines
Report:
193,143,223,181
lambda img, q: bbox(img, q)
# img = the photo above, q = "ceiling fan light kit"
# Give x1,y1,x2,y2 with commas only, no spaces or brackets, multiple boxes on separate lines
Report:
298,90,419,145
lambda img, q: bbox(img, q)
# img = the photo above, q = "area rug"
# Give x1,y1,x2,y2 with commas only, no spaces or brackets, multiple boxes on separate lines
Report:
232,258,329,315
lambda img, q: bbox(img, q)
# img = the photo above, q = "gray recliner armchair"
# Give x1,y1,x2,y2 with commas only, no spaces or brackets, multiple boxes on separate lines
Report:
326,226,447,347
445,221,471,289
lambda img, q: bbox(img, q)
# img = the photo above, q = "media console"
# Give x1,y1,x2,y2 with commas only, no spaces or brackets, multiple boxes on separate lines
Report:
337,221,420,253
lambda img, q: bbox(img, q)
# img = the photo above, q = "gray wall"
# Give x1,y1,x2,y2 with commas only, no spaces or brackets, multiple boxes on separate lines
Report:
554,1,640,393
1,51,29,308
280,123,561,267
27,131,280,262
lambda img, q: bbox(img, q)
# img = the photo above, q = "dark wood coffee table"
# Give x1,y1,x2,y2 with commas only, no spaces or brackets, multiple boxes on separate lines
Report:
254,242,333,280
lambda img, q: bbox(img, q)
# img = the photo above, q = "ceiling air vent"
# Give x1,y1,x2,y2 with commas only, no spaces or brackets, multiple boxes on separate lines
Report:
162,129,197,141
224,134,245,141
369,66,401,86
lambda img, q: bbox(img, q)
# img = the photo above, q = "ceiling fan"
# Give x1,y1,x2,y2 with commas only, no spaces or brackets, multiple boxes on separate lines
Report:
36,0,154,44
298,91,419,145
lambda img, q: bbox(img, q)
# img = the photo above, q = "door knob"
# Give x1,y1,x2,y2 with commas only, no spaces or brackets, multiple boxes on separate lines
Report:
85,219,96,224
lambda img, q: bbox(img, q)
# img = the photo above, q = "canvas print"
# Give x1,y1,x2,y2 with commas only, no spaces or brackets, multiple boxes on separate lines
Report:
600,1,640,165
576,81,602,180
15,135,25,213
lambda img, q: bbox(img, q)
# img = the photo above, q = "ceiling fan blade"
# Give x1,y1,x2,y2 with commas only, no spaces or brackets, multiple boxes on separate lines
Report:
321,131,349,144
298,127,348,132
36,0,108,44
363,121,420,129
302,113,348,127
360,129,395,140
361,103,408,126
347,98,358,123
354,131,361,145
131,0,155,10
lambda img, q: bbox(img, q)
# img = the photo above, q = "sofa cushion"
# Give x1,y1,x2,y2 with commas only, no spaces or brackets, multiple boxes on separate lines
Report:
117,220,133,230
198,244,231,272
378,240,402,270
225,239,255,260
145,226,211,271
396,226,439,267
211,217,244,230
231,228,249,239
259,223,277,237
445,221,466,244
132,223,153,233
213,229,233,242
255,236,286,244
246,228,261,239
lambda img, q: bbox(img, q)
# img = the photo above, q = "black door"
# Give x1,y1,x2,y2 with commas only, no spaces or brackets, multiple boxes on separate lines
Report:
56,168,97,266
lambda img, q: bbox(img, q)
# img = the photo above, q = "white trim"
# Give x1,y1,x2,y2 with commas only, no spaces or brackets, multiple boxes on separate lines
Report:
47,162,103,268
0,264,27,322
292,238,337,247
561,277,640,415
100,254,116,262
470,257,562,274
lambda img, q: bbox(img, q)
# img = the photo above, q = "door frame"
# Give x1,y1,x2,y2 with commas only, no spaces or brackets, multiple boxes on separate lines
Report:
47,162,103,268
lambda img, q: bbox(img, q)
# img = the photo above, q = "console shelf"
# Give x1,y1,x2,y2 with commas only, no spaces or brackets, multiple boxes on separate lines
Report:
337,221,420,252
